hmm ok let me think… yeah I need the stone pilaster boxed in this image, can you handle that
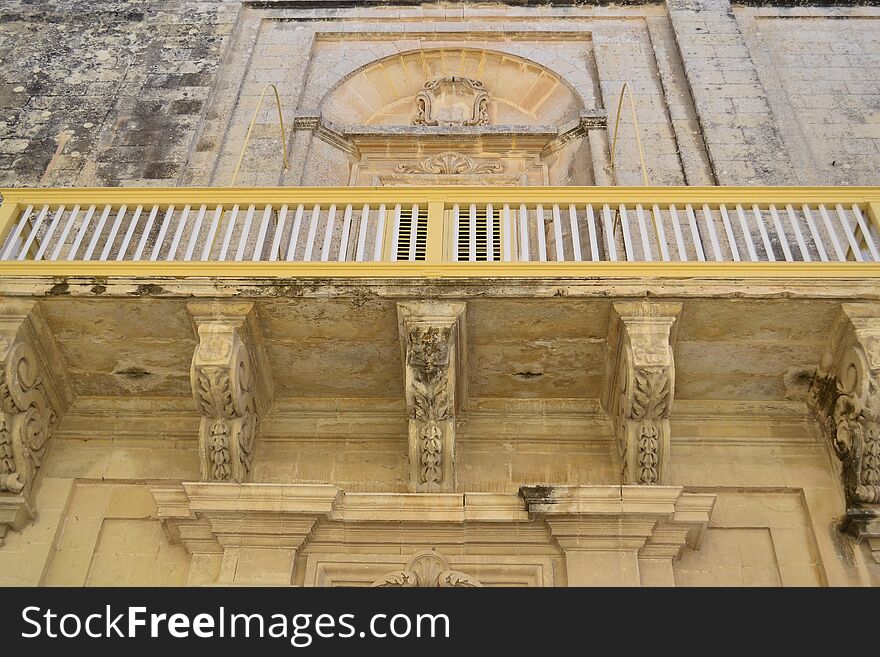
[188,302,272,483]
[520,485,714,587]
[602,301,681,485]
[397,301,466,493]
[809,304,880,560]
[0,300,71,544]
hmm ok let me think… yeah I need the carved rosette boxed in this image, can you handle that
[604,302,681,486]
[809,305,880,552]
[398,302,465,493]
[413,76,490,127]
[372,552,482,588]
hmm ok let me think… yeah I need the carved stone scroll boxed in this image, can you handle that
[372,552,482,587]
[0,300,71,545]
[398,302,466,493]
[414,76,490,126]
[809,304,880,557]
[395,152,503,176]
[188,302,271,483]
[602,302,681,486]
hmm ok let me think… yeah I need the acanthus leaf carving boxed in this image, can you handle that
[395,152,503,176]
[372,552,482,588]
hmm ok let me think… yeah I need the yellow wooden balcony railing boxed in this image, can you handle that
[1,186,880,278]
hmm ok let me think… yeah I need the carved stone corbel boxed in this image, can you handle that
[808,304,880,558]
[397,301,466,493]
[188,302,272,483]
[602,301,681,485]
[0,300,71,544]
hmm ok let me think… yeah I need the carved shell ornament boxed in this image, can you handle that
[372,552,482,587]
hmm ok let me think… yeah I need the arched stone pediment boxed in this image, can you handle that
[320,47,586,128]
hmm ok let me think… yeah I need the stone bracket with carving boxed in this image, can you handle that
[602,302,681,485]
[809,303,880,560]
[188,302,272,483]
[0,300,72,545]
[397,302,466,493]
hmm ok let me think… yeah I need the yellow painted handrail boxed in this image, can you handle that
[230,83,290,186]
[609,82,650,186]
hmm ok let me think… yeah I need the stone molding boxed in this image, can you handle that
[188,302,272,484]
[809,303,880,560]
[602,301,682,485]
[397,301,466,492]
[0,300,72,545]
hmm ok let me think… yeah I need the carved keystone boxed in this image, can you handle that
[0,300,71,545]
[809,303,880,559]
[397,301,466,493]
[188,302,272,483]
[602,301,681,485]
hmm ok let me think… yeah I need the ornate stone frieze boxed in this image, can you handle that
[809,304,880,556]
[601,301,681,485]
[188,302,272,483]
[395,151,503,176]
[414,76,490,127]
[372,552,482,587]
[398,302,466,492]
[0,300,71,545]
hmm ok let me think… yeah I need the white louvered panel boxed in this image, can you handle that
[100,205,129,261]
[717,205,740,262]
[635,204,652,262]
[0,205,35,260]
[451,204,460,262]
[817,204,846,261]
[586,205,599,262]
[354,205,369,262]
[751,204,776,262]
[285,204,305,261]
[83,205,114,261]
[800,205,827,262]
[115,205,144,261]
[850,205,880,262]
[16,204,51,260]
[321,204,337,262]
[619,205,634,262]
[519,204,530,262]
[218,205,240,262]
[469,204,477,262]
[552,204,564,261]
[783,204,810,262]
[373,204,386,262]
[234,205,256,262]
[304,204,321,262]
[165,204,192,262]
[569,204,582,262]
[132,205,159,261]
[602,204,618,262]
[149,205,176,261]
[408,204,419,262]
[486,204,494,262]
[768,205,794,262]
[35,205,67,261]
[536,205,547,262]
[701,205,723,262]
[269,205,288,262]
[734,204,758,262]
[68,205,99,261]
[685,204,706,262]
[252,205,273,261]
[668,205,688,261]
[502,204,513,262]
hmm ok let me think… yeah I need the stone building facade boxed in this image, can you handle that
[0,0,879,586]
